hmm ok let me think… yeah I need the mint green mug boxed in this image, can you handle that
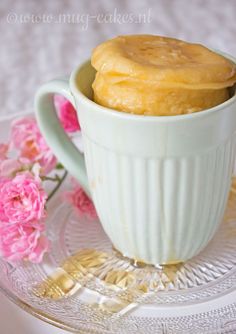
[35,57,236,265]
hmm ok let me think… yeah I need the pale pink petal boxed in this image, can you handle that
[0,143,8,160]
[28,235,50,263]
[0,158,22,177]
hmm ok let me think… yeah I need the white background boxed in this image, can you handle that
[0,0,236,333]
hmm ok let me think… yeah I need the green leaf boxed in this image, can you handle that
[55,162,65,170]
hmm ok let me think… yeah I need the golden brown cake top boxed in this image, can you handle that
[91,35,236,89]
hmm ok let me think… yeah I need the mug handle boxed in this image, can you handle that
[34,77,90,197]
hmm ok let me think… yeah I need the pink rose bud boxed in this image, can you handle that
[54,95,81,133]
[63,182,97,219]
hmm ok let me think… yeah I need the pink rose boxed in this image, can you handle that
[54,95,80,133]
[0,223,50,263]
[64,183,97,219]
[10,117,57,174]
[0,172,47,224]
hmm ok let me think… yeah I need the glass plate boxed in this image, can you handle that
[0,114,236,334]
[0,178,236,334]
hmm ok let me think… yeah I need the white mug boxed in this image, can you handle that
[35,54,236,265]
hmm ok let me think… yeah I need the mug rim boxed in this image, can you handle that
[70,50,236,123]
